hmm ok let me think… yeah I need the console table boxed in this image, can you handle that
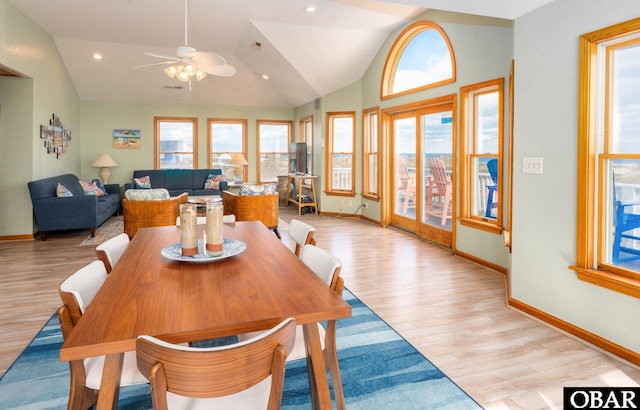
[286,173,318,216]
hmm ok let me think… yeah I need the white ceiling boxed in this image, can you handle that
[7,0,554,108]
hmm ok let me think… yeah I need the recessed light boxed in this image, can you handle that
[92,53,103,60]
[262,74,269,80]
[304,6,317,13]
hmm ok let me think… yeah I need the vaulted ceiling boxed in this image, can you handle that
[7,0,554,108]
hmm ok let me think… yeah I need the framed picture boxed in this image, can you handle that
[113,129,140,148]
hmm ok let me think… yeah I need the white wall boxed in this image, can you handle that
[0,0,81,237]
[512,0,640,352]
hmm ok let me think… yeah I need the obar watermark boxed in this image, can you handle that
[564,388,639,409]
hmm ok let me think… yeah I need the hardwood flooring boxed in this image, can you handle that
[1,207,639,409]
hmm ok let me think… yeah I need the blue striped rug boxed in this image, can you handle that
[0,290,481,409]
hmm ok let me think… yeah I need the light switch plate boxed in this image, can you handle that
[523,157,543,174]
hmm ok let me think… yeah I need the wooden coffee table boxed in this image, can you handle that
[187,195,222,214]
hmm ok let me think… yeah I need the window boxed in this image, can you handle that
[155,117,197,169]
[572,17,640,298]
[460,78,504,233]
[300,115,314,181]
[362,107,380,199]
[208,119,247,182]
[381,21,456,100]
[326,112,355,195]
[257,120,292,183]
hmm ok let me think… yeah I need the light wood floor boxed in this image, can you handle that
[1,207,639,409]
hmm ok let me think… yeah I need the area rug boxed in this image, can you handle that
[0,290,481,410]
[79,215,124,247]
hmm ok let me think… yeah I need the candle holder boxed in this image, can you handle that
[205,201,224,256]
[179,204,198,256]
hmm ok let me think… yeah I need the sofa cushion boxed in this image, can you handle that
[56,183,73,197]
[79,179,106,196]
[125,188,171,201]
[133,176,152,189]
[238,183,277,196]
[204,174,224,190]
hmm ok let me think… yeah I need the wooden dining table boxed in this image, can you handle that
[59,221,351,409]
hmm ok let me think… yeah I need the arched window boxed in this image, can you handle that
[381,21,456,99]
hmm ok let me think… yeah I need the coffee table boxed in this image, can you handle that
[187,194,222,214]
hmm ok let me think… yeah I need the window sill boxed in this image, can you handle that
[569,266,640,299]
[459,217,503,235]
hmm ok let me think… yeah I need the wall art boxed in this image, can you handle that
[40,113,71,159]
[113,129,140,148]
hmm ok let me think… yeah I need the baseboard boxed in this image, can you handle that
[321,211,362,219]
[509,297,640,367]
[0,233,35,241]
[454,249,508,275]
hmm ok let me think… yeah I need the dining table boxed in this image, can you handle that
[59,220,351,409]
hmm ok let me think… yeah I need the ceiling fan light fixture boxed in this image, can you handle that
[195,70,207,81]
[177,71,190,82]
[164,66,177,78]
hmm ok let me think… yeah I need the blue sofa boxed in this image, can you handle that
[27,174,121,240]
[123,169,228,196]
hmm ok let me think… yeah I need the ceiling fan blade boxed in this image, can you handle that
[143,51,181,61]
[203,63,237,77]
[193,52,236,77]
[133,61,176,69]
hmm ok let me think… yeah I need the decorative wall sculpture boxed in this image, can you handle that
[40,113,71,159]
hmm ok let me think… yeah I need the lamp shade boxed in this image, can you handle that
[91,153,118,168]
[228,153,248,166]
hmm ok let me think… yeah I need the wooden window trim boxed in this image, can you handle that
[325,111,356,195]
[380,21,456,100]
[571,17,640,298]
[459,78,504,234]
[256,120,293,184]
[207,118,248,180]
[154,116,198,169]
[362,107,380,201]
[299,115,314,186]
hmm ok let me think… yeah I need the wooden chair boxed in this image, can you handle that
[425,157,453,226]
[123,192,188,237]
[289,218,316,256]
[238,244,345,410]
[135,318,296,410]
[485,158,499,218]
[222,191,280,238]
[57,260,148,410]
[396,156,416,214]
[95,232,130,273]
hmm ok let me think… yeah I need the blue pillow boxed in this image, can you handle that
[133,176,151,189]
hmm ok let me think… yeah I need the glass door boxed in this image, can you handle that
[389,103,454,248]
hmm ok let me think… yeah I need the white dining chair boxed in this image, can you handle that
[136,318,296,410]
[57,260,148,410]
[175,214,236,226]
[95,232,130,273]
[288,218,316,256]
[238,244,345,410]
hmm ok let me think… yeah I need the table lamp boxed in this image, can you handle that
[91,153,118,184]
[228,153,248,183]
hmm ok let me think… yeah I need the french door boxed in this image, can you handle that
[389,100,454,248]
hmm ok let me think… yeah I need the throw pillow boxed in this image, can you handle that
[238,183,277,196]
[133,176,152,189]
[124,188,171,201]
[79,180,105,196]
[204,174,223,190]
[92,178,108,195]
[56,183,73,197]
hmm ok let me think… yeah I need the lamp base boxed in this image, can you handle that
[98,167,111,184]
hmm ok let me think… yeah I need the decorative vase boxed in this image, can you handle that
[205,201,224,256]
[179,204,198,256]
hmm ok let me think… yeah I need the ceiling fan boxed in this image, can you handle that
[134,0,236,87]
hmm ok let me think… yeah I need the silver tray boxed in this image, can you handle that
[161,239,246,262]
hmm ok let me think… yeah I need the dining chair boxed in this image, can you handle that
[425,157,453,226]
[238,244,345,410]
[135,317,297,410]
[396,156,416,214]
[175,214,236,225]
[95,232,130,273]
[288,218,316,256]
[57,260,148,410]
[485,158,498,218]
